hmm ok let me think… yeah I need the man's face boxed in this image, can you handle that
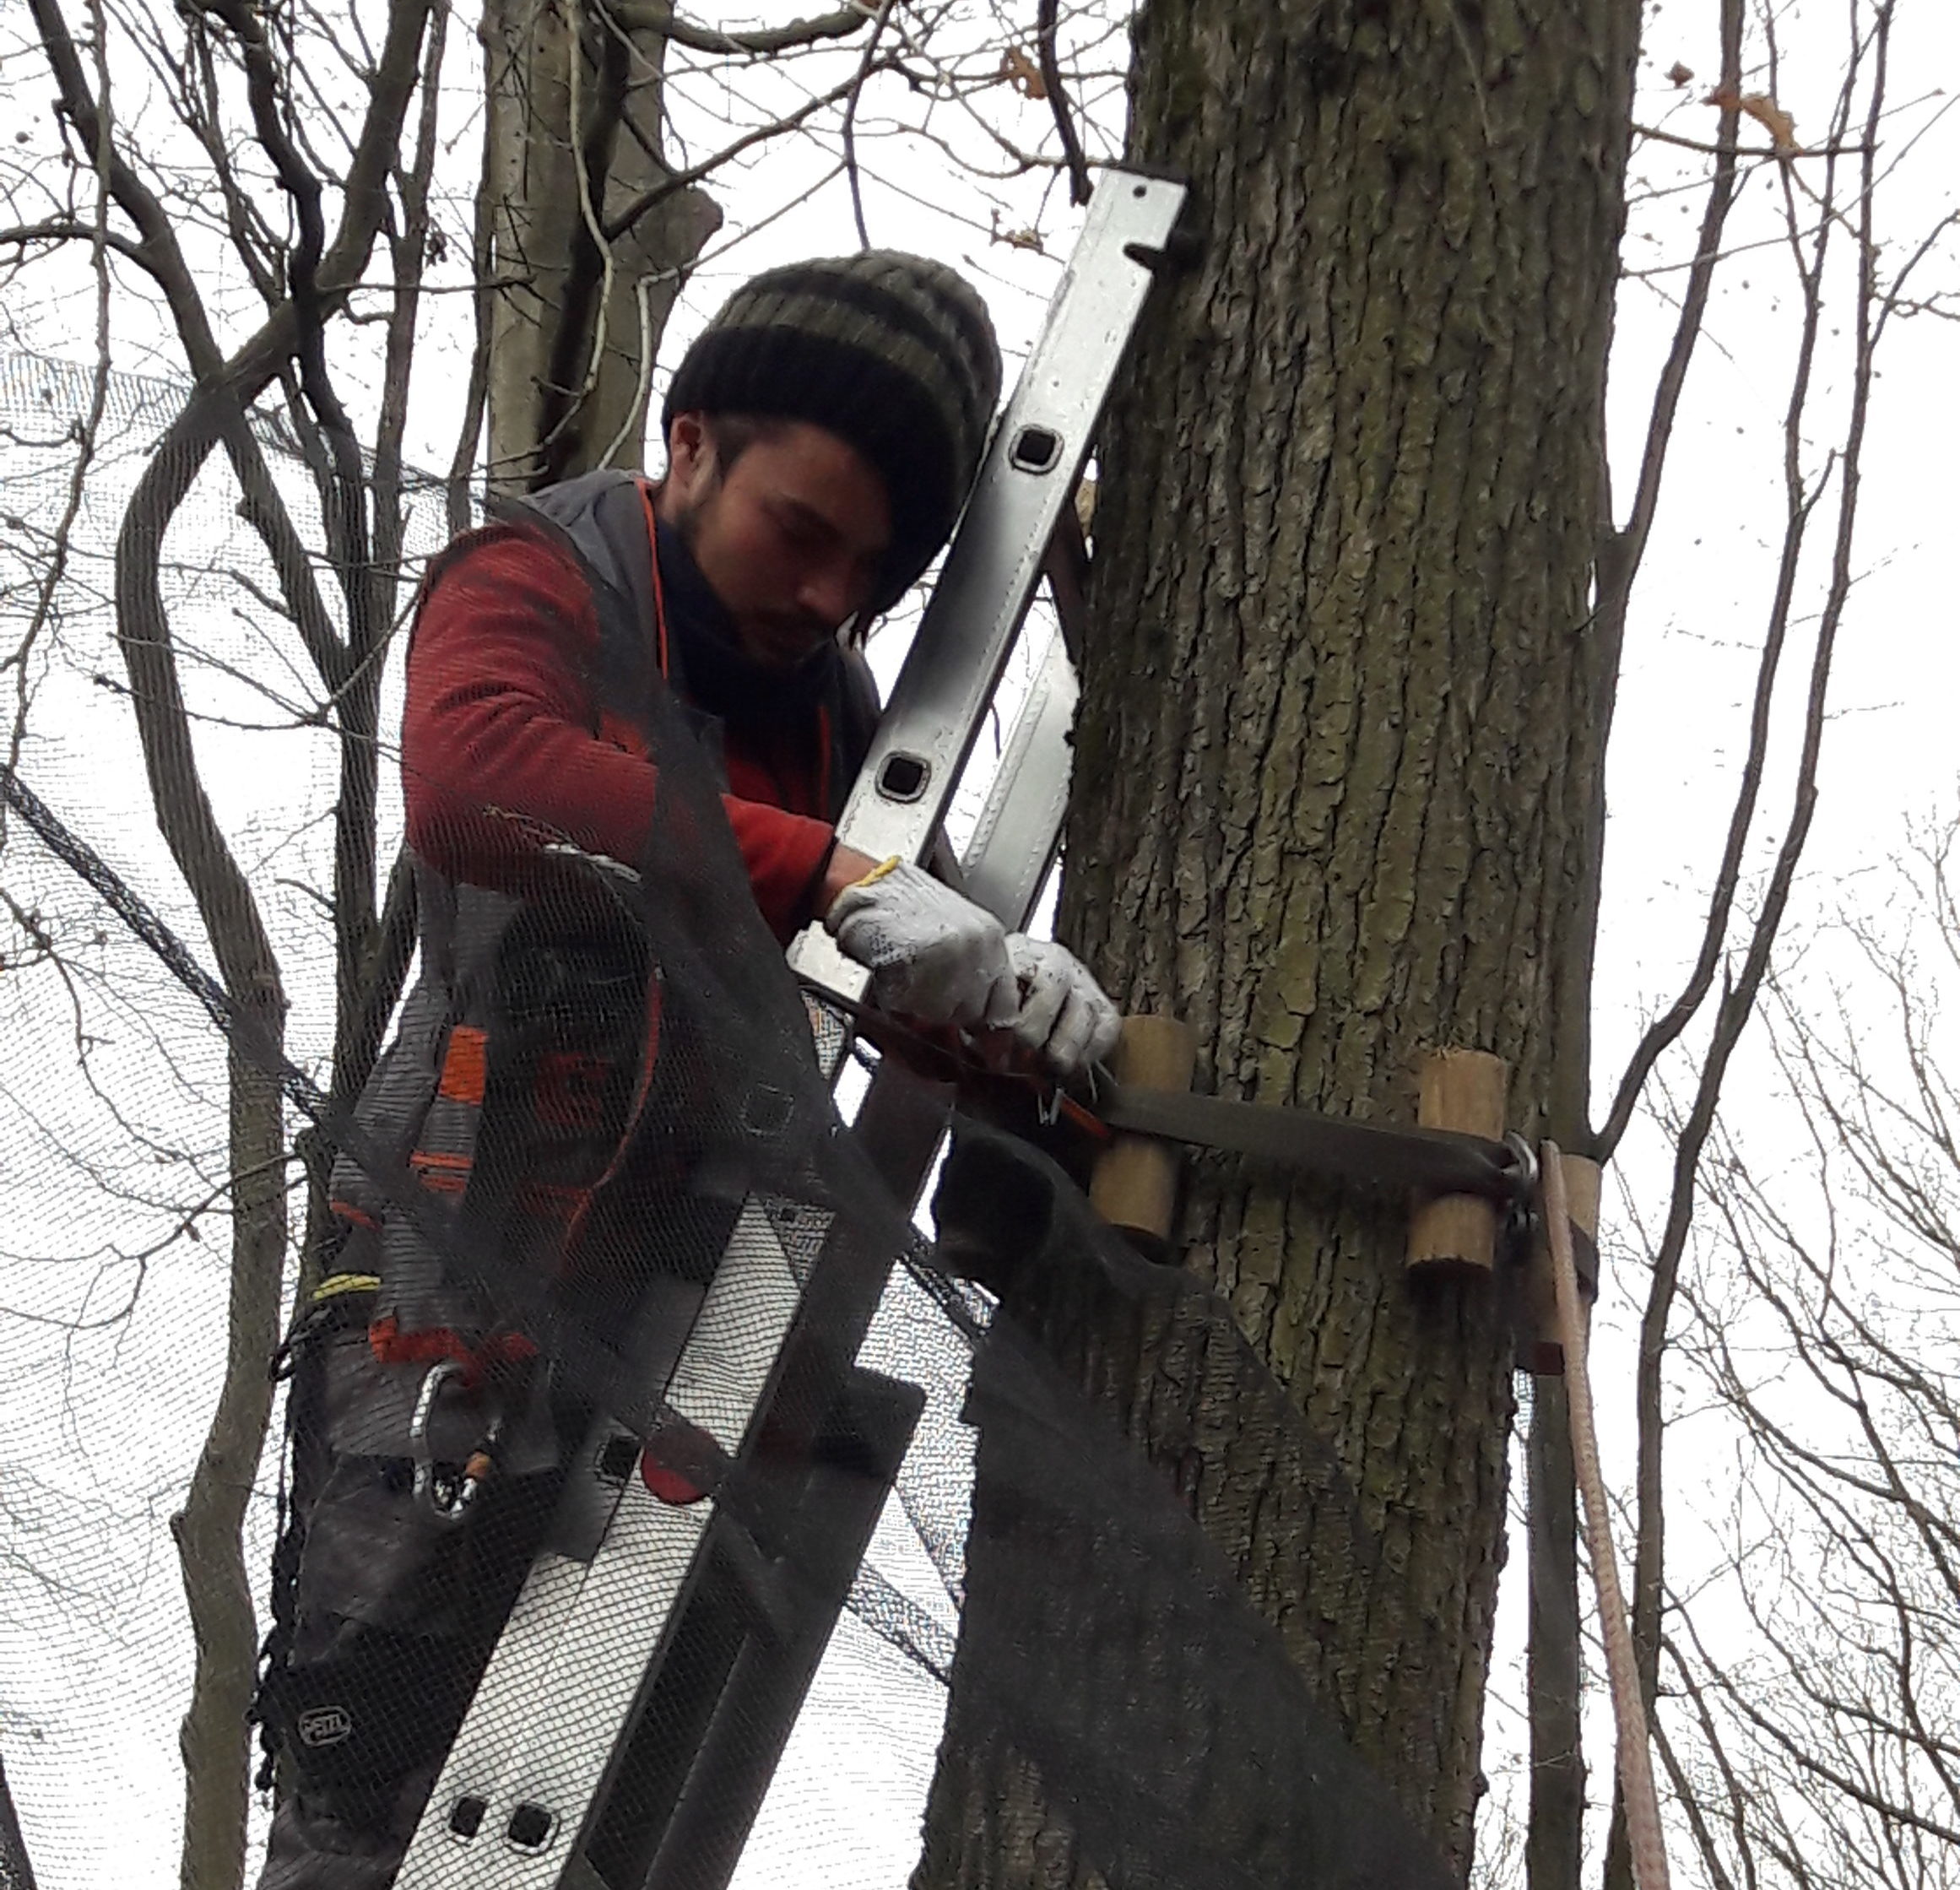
[658,414,893,670]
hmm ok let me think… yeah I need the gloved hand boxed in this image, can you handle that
[825,858,1019,1031]
[1003,934,1122,1079]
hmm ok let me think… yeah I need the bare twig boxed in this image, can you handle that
[841,0,900,248]
[3,0,116,791]
[1628,0,1892,1766]
[1034,0,1090,206]
[605,66,888,241]
[607,0,869,56]
[1634,122,1871,160]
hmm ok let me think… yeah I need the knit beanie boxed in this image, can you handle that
[663,253,1003,606]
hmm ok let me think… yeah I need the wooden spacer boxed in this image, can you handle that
[1406,1048,1510,1277]
[1089,1015,1198,1263]
[1519,1153,1601,1375]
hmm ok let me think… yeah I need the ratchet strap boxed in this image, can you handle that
[804,977,1530,1207]
[1094,1082,1525,1204]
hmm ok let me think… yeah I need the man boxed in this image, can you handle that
[256,252,1120,1887]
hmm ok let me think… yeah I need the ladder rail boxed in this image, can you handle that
[787,171,1187,1003]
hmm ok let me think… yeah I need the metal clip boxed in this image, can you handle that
[1502,1132,1540,1198]
[1501,1132,1540,1256]
[409,1359,501,1524]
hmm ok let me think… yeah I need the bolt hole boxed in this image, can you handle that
[878,753,929,803]
[1009,425,1063,474]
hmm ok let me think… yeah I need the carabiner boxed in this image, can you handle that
[409,1358,501,1524]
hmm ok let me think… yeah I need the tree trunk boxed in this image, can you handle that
[176,1040,287,1890]
[1527,1381,1585,1890]
[117,398,305,1890]
[482,0,720,490]
[921,0,1637,1878]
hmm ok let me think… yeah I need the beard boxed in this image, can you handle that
[671,492,837,665]
[663,491,836,674]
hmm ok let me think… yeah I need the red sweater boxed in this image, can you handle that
[403,524,840,941]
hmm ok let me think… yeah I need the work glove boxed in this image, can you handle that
[826,859,1020,1031]
[1003,934,1122,1080]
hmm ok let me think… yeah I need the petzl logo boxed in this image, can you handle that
[297,1706,353,1748]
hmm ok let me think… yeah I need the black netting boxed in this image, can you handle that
[3,598,1454,1887]
[5,704,1457,1887]
[918,1121,1452,1890]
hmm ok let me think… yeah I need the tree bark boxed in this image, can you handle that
[482,0,720,490]
[1527,1380,1585,1890]
[176,1041,286,1890]
[922,0,1637,1878]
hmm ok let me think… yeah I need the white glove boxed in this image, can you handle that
[825,859,1019,1030]
[1003,934,1122,1079]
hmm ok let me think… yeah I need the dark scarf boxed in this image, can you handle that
[654,519,843,734]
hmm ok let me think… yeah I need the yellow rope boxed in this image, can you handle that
[311,1272,380,1302]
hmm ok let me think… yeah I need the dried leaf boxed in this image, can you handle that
[988,208,1046,253]
[1740,91,1800,154]
[1074,477,1097,538]
[999,46,1046,100]
[1706,84,1800,154]
[1666,61,1694,87]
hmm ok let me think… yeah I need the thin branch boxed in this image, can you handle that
[841,0,900,248]
[1634,122,1871,160]
[1034,0,1090,207]
[607,0,869,56]
[1629,0,1892,1741]
[4,0,116,790]
[1595,0,1747,1162]
[0,219,153,266]
[604,65,888,242]
[447,35,495,535]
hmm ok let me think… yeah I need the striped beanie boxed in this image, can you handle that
[664,253,1002,605]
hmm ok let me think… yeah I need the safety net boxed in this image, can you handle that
[0,359,1458,1890]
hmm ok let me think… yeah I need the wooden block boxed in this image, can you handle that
[1089,1015,1199,1261]
[1519,1153,1602,1374]
[1406,1048,1510,1277]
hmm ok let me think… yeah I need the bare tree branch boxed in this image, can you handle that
[1034,0,1089,207]
[607,0,870,56]
[1595,0,1746,1164]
